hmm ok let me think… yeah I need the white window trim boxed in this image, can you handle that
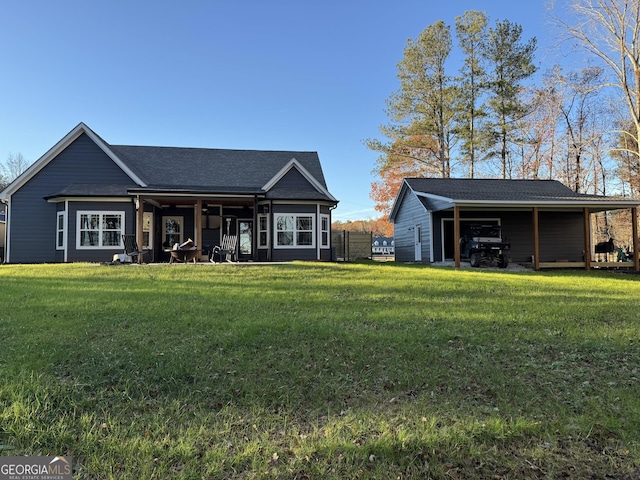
[76,211,125,250]
[320,214,330,248]
[274,214,315,249]
[56,211,66,251]
[258,214,270,249]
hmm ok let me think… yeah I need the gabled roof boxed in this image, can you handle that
[389,178,640,221]
[406,178,588,201]
[0,123,145,198]
[1,123,337,204]
[109,145,332,197]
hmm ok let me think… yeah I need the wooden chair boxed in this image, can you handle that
[210,234,238,263]
[122,234,151,263]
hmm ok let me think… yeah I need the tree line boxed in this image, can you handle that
[367,1,640,220]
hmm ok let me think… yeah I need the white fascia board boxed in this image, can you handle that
[388,180,412,222]
[262,158,337,202]
[452,199,640,209]
[1,122,146,198]
[81,124,147,187]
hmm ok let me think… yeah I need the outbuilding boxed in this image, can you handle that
[389,178,640,271]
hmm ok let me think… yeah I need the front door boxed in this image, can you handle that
[238,220,253,261]
[415,224,422,262]
[163,216,183,249]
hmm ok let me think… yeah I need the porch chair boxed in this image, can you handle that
[210,234,238,263]
[122,234,151,263]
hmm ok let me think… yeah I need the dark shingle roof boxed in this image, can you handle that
[44,184,133,199]
[405,178,595,202]
[109,145,329,193]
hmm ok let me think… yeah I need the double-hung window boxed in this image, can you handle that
[320,215,330,247]
[77,211,124,249]
[258,215,269,248]
[275,214,314,248]
[56,211,66,250]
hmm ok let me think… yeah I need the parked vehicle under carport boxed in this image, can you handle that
[460,224,511,268]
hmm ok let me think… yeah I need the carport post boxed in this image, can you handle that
[583,208,591,271]
[633,207,639,272]
[454,205,460,268]
[532,207,540,271]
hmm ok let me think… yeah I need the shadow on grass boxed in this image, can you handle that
[1,263,639,478]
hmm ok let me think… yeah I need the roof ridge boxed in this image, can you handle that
[111,144,318,154]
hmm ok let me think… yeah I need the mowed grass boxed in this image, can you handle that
[0,262,639,479]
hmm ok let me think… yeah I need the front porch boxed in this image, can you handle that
[132,194,333,264]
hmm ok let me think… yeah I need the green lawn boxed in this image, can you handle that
[0,262,639,479]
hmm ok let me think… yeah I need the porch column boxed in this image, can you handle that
[454,205,460,268]
[196,200,204,261]
[583,208,591,271]
[633,207,639,272]
[532,207,540,271]
[136,197,144,264]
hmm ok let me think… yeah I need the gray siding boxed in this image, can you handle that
[269,203,331,261]
[393,191,430,263]
[539,211,585,261]
[66,201,135,262]
[8,133,136,263]
[267,168,331,201]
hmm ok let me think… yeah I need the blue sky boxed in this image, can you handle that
[0,0,564,220]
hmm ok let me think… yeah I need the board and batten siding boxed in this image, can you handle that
[8,133,136,263]
[393,190,430,263]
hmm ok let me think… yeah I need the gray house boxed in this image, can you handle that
[0,123,338,263]
[389,178,640,271]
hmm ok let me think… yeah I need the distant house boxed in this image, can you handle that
[0,123,338,263]
[372,236,394,255]
[389,178,640,270]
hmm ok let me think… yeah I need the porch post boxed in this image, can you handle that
[532,207,540,271]
[583,208,591,271]
[454,205,460,268]
[136,196,144,264]
[633,207,639,272]
[254,195,259,262]
[196,200,204,261]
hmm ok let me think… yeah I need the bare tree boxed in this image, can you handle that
[0,153,29,190]
[561,0,640,178]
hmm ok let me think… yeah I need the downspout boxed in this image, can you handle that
[316,204,321,261]
[329,203,337,261]
[1,198,8,263]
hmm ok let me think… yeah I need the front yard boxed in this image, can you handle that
[0,262,638,478]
